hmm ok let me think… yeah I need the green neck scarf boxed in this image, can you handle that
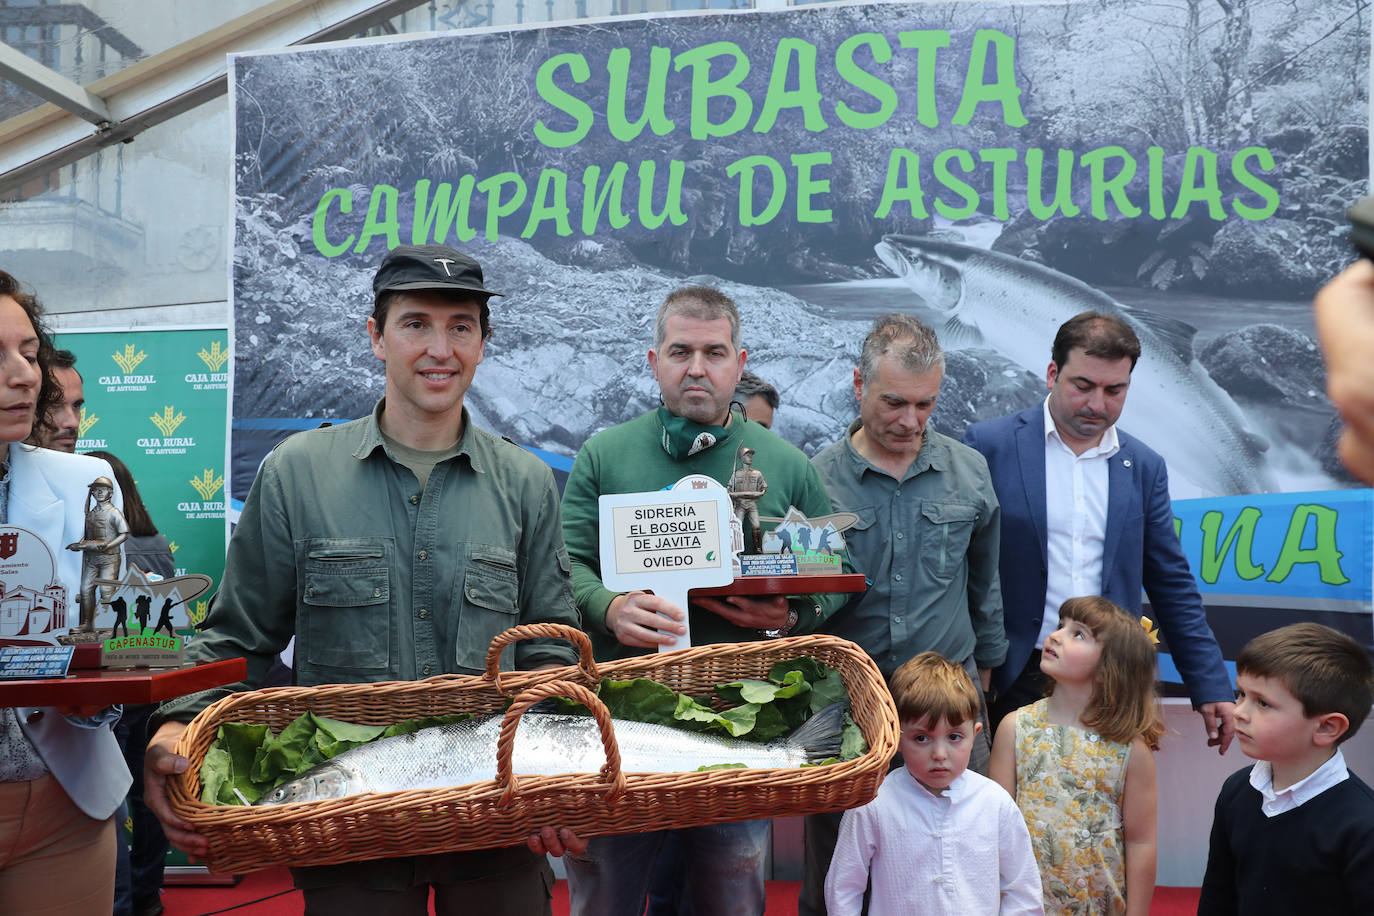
[657,406,731,460]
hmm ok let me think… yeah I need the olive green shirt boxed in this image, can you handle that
[159,400,580,724]
[812,423,1006,680]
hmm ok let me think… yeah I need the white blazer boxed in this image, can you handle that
[10,444,132,819]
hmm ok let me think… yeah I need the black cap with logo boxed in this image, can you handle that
[372,245,504,301]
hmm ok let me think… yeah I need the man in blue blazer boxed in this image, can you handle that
[963,311,1236,752]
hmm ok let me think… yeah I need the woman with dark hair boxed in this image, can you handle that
[0,269,130,913]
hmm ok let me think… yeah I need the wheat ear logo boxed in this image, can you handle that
[111,344,148,373]
[190,469,224,501]
[190,600,209,627]
[150,406,186,437]
[78,407,98,437]
[198,341,229,371]
[168,541,179,554]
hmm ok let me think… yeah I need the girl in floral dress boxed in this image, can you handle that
[989,597,1164,916]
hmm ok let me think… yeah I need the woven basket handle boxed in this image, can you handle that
[494,679,626,806]
[484,623,599,694]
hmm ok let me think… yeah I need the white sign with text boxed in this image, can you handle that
[599,475,736,651]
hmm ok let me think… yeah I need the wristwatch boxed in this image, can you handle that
[760,607,799,639]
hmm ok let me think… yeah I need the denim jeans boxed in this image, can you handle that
[565,820,770,916]
[646,830,691,916]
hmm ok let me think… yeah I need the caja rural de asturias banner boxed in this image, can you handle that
[228,1,1372,668]
[58,328,229,631]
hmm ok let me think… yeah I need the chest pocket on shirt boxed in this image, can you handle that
[453,546,519,671]
[301,538,392,671]
[919,502,978,582]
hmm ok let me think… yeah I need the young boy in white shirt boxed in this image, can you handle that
[1199,622,1374,915]
[825,652,1043,916]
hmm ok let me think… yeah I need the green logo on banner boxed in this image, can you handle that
[190,469,224,501]
[197,341,229,371]
[112,344,148,374]
[56,328,228,619]
[150,407,187,437]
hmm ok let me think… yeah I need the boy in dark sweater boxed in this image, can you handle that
[1198,623,1374,915]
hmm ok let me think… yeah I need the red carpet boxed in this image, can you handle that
[162,871,1202,914]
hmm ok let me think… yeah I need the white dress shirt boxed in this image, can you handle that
[1248,748,1349,817]
[826,767,1044,916]
[1039,397,1120,647]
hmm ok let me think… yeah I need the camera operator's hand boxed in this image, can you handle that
[1314,260,1374,483]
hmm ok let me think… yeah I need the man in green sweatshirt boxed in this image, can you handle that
[559,284,848,916]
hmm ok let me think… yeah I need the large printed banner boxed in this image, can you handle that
[1169,489,1372,678]
[230,2,1372,660]
[57,329,229,628]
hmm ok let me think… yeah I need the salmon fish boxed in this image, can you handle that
[256,701,848,805]
[875,234,1273,497]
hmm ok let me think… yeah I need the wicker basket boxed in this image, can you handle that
[167,624,898,874]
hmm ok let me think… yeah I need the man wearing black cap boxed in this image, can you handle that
[143,245,584,914]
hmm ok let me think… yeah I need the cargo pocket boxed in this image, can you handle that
[300,538,392,671]
[919,502,978,582]
[454,546,519,671]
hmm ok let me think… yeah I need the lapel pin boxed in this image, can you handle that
[1122,459,1132,468]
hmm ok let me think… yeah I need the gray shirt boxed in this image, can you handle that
[812,424,1006,679]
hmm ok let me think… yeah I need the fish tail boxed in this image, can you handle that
[787,701,848,763]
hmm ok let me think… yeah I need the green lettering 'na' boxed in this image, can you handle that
[1198,507,1265,584]
[1267,505,1350,585]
